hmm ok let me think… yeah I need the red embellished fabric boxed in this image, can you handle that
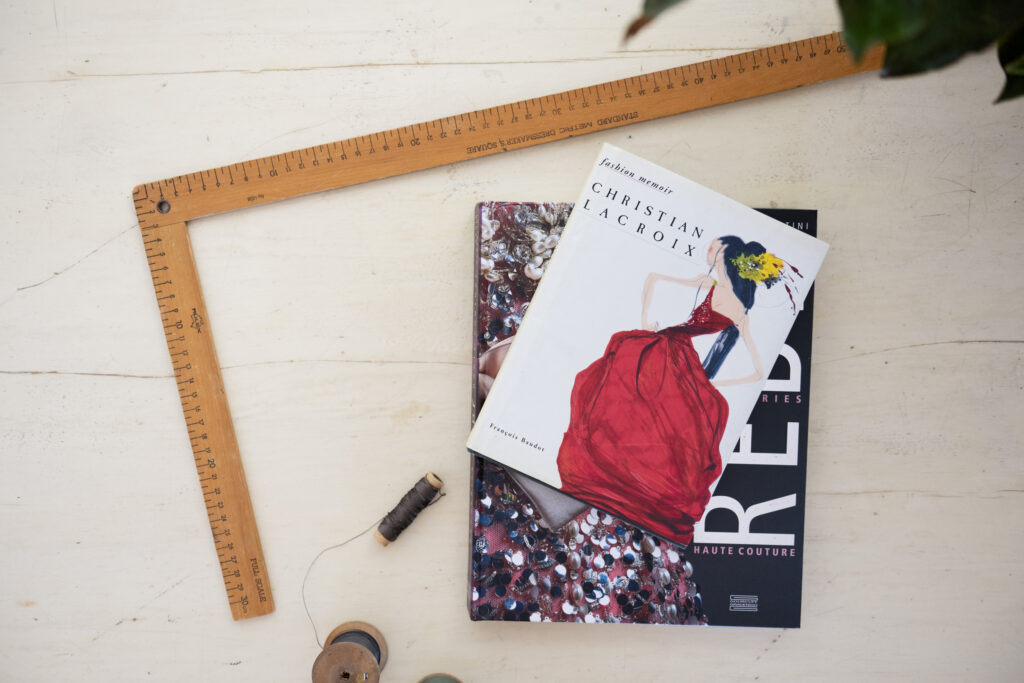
[556,287,732,546]
[472,202,707,625]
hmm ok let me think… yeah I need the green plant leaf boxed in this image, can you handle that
[996,24,1024,101]
[839,1,1024,76]
[998,23,1024,75]
[623,0,1024,102]
[995,73,1024,101]
[642,0,688,16]
[837,0,928,60]
[625,0,690,40]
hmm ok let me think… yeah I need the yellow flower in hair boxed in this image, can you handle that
[731,252,784,285]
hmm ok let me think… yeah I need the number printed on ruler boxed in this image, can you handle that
[141,217,274,621]
[134,33,880,226]
[134,32,881,621]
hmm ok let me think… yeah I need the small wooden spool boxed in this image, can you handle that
[311,621,389,683]
[373,472,444,546]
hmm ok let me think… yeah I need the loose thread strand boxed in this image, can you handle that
[301,474,446,648]
[302,520,378,648]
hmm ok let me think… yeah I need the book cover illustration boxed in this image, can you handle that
[467,145,827,549]
[471,202,706,625]
[687,207,814,628]
[469,203,814,627]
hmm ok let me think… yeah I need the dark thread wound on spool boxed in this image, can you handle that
[313,621,389,683]
[330,629,382,664]
[375,472,443,545]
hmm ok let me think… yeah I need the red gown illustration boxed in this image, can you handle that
[556,286,732,546]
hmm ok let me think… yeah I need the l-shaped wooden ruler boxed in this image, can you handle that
[133,32,883,620]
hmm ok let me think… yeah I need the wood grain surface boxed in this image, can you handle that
[143,220,273,620]
[1,1,1022,681]
[133,33,880,620]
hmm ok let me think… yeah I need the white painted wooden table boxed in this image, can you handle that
[2,1,1022,680]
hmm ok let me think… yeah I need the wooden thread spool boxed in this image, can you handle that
[312,621,389,683]
[373,472,444,546]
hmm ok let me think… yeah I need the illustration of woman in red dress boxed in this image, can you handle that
[556,236,790,547]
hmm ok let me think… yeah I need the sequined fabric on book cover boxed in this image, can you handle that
[469,200,813,627]
[470,202,704,625]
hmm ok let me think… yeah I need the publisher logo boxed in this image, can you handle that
[729,595,759,613]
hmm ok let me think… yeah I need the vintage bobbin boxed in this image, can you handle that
[312,621,389,683]
[373,472,444,546]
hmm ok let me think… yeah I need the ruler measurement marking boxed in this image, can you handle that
[141,220,273,621]
[132,33,881,621]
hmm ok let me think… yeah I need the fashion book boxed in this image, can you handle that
[470,202,815,626]
[466,145,827,548]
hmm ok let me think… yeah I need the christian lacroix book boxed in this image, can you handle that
[467,144,827,571]
[470,201,815,627]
